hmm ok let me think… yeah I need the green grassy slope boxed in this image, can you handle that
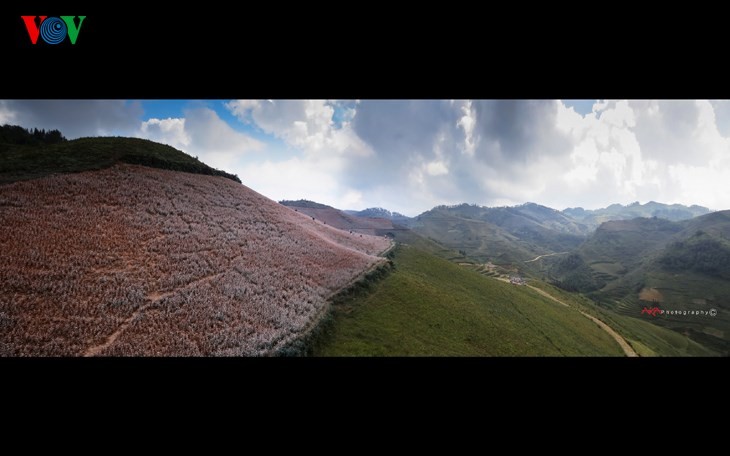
[314,244,625,356]
[527,281,718,356]
[0,136,240,184]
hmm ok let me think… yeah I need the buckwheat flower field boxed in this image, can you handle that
[0,164,390,356]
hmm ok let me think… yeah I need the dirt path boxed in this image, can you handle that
[379,240,396,257]
[82,301,157,357]
[495,277,638,357]
[524,252,569,263]
[83,271,224,357]
[577,311,638,357]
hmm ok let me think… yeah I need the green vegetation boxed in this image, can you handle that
[548,253,603,292]
[547,217,683,293]
[542,213,730,355]
[527,281,718,356]
[314,243,625,356]
[659,232,730,279]
[411,203,587,275]
[602,269,730,355]
[0,133,241,185]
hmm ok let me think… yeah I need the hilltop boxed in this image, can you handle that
[0,130,241,185]
[280,200,407,237]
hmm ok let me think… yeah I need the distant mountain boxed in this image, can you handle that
[410,202,590,269]
[281,200,408,236]
[548,217,683,293]
[563,201,710,229]
[345,207,412,225]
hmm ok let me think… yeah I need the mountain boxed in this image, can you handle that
[344,207,412,225]
[548,217,683,293]
[410,203,589,270]
[563,201,710,230]
[0,137,390,356]
[281,200,408,236]
[410,200,713,277]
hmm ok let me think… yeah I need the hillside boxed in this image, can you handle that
[410,203,587,272]
[548,217,683,293]
[546,212,730,355]
[280,200,407,236]
[314,242,627,356]
[313,235,716,356]
[0,144,390,355]
[563,201,710,230]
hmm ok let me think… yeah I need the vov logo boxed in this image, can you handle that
[21,16,86,45]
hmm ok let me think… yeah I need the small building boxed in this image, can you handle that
[509,276,526,286]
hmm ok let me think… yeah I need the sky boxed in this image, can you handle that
[2,99,730,217]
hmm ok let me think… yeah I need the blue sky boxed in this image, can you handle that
[2,99,730,215]
[562,100,596,116]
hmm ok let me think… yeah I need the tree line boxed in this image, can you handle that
[0,124,67,145]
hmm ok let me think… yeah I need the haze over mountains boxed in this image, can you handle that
[563,201,711,230]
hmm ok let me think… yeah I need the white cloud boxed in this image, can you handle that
[239,157,354,209]
[226,100,373,158]
[668,164,730,210]
[425,161,449,176]
[135,108,264,171]
[457,100,477,156]
[139,118,190,148]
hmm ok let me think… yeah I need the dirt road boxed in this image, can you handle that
[524,252,569,263]
[496,276,638,357]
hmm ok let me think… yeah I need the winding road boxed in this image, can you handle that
[495,276,638,357]
[524,252,569,263]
